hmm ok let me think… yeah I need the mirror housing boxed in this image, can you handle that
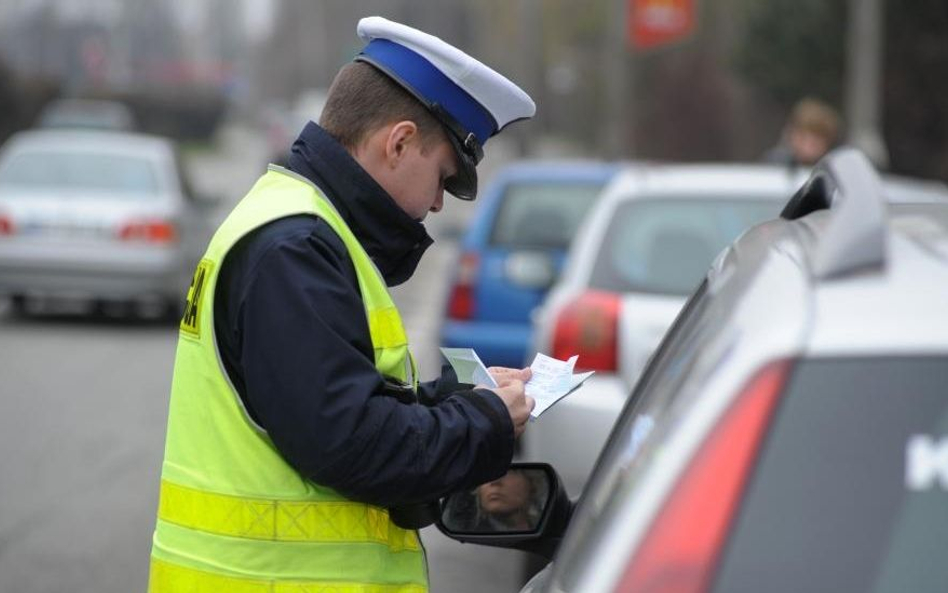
[436,462,573,560]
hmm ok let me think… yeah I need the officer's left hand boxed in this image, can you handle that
[487,366,531,385]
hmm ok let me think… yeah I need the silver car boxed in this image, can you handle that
[0,129,211,318]
[438,149,948,592]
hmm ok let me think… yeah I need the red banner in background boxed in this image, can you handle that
[629,0,696,50]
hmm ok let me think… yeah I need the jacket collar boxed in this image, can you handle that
[286,122,433,286]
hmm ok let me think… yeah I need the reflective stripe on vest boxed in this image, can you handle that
[150,167,426,591]
[150,559,427,593]
[157,479,420,549]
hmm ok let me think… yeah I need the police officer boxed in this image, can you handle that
[149,16,536,592]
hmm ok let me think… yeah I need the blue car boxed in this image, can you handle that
[440,161,621,368]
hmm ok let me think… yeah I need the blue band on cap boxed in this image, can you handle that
[358,38,497,146]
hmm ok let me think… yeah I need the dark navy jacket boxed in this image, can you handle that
[213,122,513,507]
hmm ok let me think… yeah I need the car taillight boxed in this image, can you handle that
[614,359,794,593]
[446,252,480,320]
[0,215,13,235]
[551,290,620,371]
[118,220,178,243]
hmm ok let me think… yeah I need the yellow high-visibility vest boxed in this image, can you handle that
[149,166,427,592]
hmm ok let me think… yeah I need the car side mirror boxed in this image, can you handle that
[505,251,557,290]
[437,462,573,561]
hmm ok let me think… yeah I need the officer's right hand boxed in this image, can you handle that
[484,373,535,438]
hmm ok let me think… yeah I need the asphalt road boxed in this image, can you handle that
[0,123,536,593]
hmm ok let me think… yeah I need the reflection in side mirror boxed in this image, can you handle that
[505,251,557,290]
[437,462,573,561]
[441,468,551,534]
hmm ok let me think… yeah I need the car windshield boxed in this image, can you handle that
[0,150,160,196]
[489,181,605,249]
[590,198,782,295]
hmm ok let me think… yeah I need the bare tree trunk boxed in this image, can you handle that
[845,0,889,168]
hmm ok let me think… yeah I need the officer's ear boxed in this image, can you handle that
[384,120,419,168]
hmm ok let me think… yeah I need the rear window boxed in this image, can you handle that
[714,357,948,593]
[0,150,160,196]
[590,198,781,295]
[489,181,604,249]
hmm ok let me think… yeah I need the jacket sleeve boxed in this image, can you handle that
[227,220,515,507]
[415,362,471,406]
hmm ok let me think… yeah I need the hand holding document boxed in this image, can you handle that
[524,353,594,418]
[440,348,593,420]
[438,347,498,388]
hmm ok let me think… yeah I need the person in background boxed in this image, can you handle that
[149,16,536,593]
[764,97,842,167]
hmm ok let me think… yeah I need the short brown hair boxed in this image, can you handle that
[789,98,841,143]
[319,61,445,152]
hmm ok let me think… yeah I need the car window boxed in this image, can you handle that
[590,198,781,295]
[713,356,948,593]
[489,181,604,249]
[0,150,160,196]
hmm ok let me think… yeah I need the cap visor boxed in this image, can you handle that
[444,132,478,200]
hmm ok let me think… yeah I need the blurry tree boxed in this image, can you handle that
[883,1,948,180]
[255,0,474,108]
[632,0,742,161]
[0,59,60,144]
[247,0,948,177]
[482,0,776,162]
[735,0,847,109]
[734,0,948,181]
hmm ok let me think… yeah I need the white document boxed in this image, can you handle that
[440,347,497,388]
[525,353,594,419]
[440,348,593,420]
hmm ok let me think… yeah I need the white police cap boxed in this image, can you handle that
[355,16,536,199]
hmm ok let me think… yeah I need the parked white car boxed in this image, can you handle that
[523,162,948,497]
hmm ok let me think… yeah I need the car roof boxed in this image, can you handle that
[604,163,809,199]
[487,159,626,185]
[804,204,948,353]
[1,129,174,160]
[38,98,137,128]
[711,150,948,357]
